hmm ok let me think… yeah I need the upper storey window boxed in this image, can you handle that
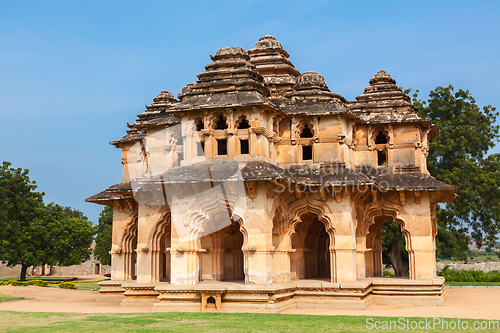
[300,126,314,138]
[374,130,389,166]
[237,116,250,129]
[214,114,228,130]
[375,131,388,144]
[300,125,314,160]
[195,117,204,131]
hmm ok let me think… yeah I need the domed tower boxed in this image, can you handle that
[350,70,437,171]
[247,35,300,98]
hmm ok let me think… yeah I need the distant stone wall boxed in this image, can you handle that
[0,264,23,279]
[437,261,500,272]
[0,257,110,279]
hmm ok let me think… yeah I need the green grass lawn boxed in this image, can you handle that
[0,295,24,302]
[45,282,100,291]
[0,311,498,333]
[445,281,500,286]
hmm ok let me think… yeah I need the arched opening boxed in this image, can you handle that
[375,131,388,144]
[198,215,244,283]
[159,231,171,282]
[214,114,228,130]
[237,116,250,129]
[300,125,314,138]
[195,117,204,131]
[365,216,409,277]
[300,125,314,161]
[375,131,388,166]
[150,216,172,283]
[124,236,137,281]
[222,223,244,281]
[290,212,331,280]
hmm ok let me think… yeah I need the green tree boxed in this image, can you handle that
[412,86,500,249]
[93,206,113,266]
[0,161,45,280]
[381,220,409,276]
[435,226,469,262]
[43,203,94,267]
[0,161,94,280]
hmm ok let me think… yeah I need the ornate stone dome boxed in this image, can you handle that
[153,90,177,104]
[294,72,329,90]
[247,35,300,97]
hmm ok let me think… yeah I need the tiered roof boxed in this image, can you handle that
[247,35,300,97]
[171,46,275,111]
[350,70,427,124]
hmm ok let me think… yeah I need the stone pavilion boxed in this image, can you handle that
[87,35,455,312]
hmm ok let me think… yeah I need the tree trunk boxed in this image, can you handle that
[388,231,409,277]
[20,263,28,281]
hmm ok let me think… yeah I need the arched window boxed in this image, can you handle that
[300,126,314,138]
[214,114,228,130]
[300,124,314,161]
[375,131,388,144]
[374,130,388,166]
[237,116,250,129]
[195,118,204,131]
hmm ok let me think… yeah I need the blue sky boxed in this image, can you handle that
[1,1,499,224]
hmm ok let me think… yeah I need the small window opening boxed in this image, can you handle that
[215,114,228,130]
[207,296,216,304]
[197,141,205,156]
[195,118,204,131]
[237,117,250,129]
[377,150,387,166]
[240,139,249,155]
[302,146,313,160]
[300,126,314,138]
[217,139,227,155]
[375,131,388,144]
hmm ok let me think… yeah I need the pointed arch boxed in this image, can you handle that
[286,196,336,238]
[356,195,415,279]
[184,190,248,248]
[149,209,172,282]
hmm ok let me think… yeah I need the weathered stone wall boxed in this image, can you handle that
[0,258,111,278]
[0,264,23,279]
[436,261,500,272]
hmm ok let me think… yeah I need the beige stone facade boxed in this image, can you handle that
[87,35,455,311]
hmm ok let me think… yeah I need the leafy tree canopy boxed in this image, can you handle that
[0,161,94,280]
[93,206,113,266]
[411,86,500,249]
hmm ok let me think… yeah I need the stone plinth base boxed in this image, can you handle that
[121,282,162,306]
[369,276,446,306]
[96,281,125,302]
[98,277,447,312]
[294,281,372,310]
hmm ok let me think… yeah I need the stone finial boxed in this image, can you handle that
[153,90,177,104]
[252,35,284,50]
[294,72,328,90]
[210,47,249,61]
[369,70,396,85]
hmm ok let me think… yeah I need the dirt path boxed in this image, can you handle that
[1,286,499,320]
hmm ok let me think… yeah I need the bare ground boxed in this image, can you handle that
[1,284,499,320]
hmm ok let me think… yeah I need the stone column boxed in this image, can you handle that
[333,236,357,283]
[242,182,273,285]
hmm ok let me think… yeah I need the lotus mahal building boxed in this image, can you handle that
[87,35,455,312]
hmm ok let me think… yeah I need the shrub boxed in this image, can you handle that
[383,269,396,277]
[437,268,500,282]
[57,282,77,289]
